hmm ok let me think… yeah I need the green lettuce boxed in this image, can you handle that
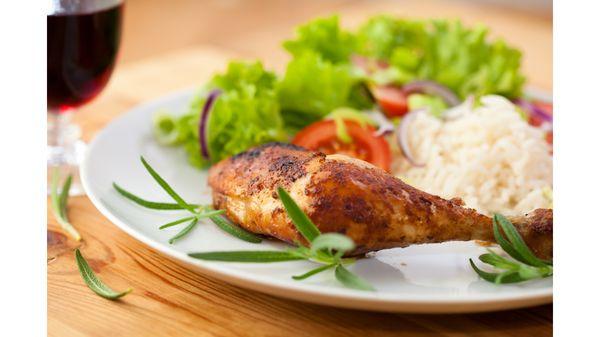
[155,61,287,168]
[283,15,356,64]
[356,15,427,61]
[357,16,525,98]
[279,16,374,130]
[277,52,367,130]
[284,15,525,99]
[155,15,528,170]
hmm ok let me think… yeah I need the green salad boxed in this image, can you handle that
[154,15,526,169]
[154,61,287,167]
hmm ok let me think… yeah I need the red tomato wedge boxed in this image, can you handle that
[292,120,392,171]
[370,85,409,117]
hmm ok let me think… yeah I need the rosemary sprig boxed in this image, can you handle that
[169,218,199,244]
[50,170,81,241]
[140,156,196,213]
[204,207,262,243]
[469,214,553,284]
[75,249,131,300]
[159,216,197,230]
[189,187,375,291]
[189,250,306,262]
[292,264,336,280]
[112,157,261,244]
[277,187,320,242]
[113,182,198,210]
[335,264,375,291]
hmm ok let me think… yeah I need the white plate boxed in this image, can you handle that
[81,88,552,313]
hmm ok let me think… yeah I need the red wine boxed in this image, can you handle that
[47,3,123,110]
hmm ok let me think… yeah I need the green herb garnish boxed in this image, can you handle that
[189,187,374,291]
[112,157,261,244]
[140,156,196,213]
[189,250,305,262]
[469,214,553,284]
[113,182,198,210]
[168,218,199,244]
[75,249,131,300]
[50,170,81,241]
[334,264,375,291]
[204,207,262,243]
[277,187,321,243]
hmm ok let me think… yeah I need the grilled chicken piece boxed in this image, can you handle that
[208,142,553,260]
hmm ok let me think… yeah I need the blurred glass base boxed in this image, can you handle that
[47,114,87,196]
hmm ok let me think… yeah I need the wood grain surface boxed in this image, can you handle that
[48,1,553,336]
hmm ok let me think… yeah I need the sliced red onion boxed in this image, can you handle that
[403,80,460,107]
[396,108,427,167]
[514,98,553,124]
[367,110,395,137]
[199,89,222,161]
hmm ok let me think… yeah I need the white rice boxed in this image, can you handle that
[391,95,552,216]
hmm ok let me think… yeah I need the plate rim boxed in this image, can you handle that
[80,87,553,313]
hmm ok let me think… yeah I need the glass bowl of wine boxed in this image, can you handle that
[47,0,124,195]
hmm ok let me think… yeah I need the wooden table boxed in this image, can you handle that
[48,1,552,336]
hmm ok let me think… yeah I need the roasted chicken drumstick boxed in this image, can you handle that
[208,143,553,260]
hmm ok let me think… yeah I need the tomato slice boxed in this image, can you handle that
[292,120,392,171]
[370,85,409,117]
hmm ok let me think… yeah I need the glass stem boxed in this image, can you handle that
[48,110,71,154]
[47,109,86,195]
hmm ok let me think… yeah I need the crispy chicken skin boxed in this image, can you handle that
[208,142,553,260]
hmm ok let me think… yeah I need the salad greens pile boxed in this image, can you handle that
[154,61,287,168]
[278,52,367,130]
[283,15,356,64]
[287,15,525,99]
[154,14,526,168]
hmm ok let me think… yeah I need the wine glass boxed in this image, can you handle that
[47,0,124,195]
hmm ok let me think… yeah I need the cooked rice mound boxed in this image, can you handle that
[391,95,552,216]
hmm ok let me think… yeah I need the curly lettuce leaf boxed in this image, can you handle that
[156,61,287,168]
[356,16,525,98]
[356,15,427,61]
[277,52,367,130]
[283,15,356,64]
[279,16,374,129]
[155,16,528,170]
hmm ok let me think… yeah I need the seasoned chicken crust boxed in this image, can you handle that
[208,142,552,260]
